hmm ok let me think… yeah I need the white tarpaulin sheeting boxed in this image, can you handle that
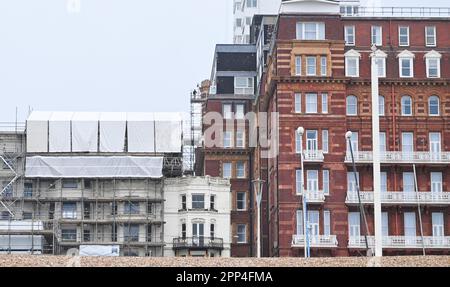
[26,111,183,154]
[154,113,182,153]
[127,113,155,153]
[25,156,163,178]
[26,111,52,153]
[72,112,99,152]
[79,245,120,257]
[99,112,126,152]
[49,112,73,152]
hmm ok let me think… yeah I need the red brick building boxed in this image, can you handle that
[258,0,450,257]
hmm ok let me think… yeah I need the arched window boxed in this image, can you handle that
[429,96,440,116]
[401,96,412,116]
[346,95,358,116]
[379,96,385,116]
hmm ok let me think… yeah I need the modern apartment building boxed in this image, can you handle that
[164,176,231,257]
[257,0,450,256]
[233,0,281,44]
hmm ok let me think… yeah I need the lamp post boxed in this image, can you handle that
[370,44,383,257]
[252,178,265,258]
[296,127,309,258]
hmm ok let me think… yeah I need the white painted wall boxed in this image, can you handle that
[163,176,231,257]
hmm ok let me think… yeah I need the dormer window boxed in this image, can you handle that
[397,50,415,78]
[296,22,325,40]
[345,50,361,77]
[371,49,387,78]
[424,50,441,78]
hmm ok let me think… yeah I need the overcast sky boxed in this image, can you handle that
[0,0,448,122]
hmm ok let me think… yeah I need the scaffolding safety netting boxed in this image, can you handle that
[25,156,164,178]
[25,111,183,154]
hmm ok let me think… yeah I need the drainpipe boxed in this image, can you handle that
[249,147,254,257]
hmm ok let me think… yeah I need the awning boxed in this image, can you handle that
[25,156,163,178]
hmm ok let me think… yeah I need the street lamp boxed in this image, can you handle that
[296,127,309,258]
[370,44,383,257]
[252,178,265,258]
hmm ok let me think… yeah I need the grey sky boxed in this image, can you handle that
[0,0,448,123]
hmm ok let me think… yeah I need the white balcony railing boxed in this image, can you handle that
[345,151,450,164]
[348,236,450,249]
[341,6,450,18]
[303,150,324,162]
[299,190,326,203]
[346,191,450,205]
[292,235,338,248]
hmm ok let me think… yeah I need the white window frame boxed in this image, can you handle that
[401,96,413,116]
[404,212,416,237]
[322,130,329,153]
[371,26,382,46]
[305,93,318,114]
[398,26,410,46]
[295,56,302,76]
[323,170,329,195]
[236,192,247,211]
[295,130,302,154]
[345,57,359,77]
[402,172,415,193]
[234,77,254,95]
[223,104,232,119]
[426,57,440,78]
[306,170,319,192]
[306,130,318,152]
[402,132,414,154]
[223,162,232,179]
[399,57,414,78]
[324,210,331,236]
[296,169,303,195]
[296,210,303,235]
[381,172,388,192]
[346,95,358,116]
[235,104,245,119]
[344,25,355,46]
[428,96,440,116]
[236,224,247,243]
[382,212,389,236]
[321,93,328,114]
[375,57,386,78]
[296,22,325,40]
[431,172,443,193]
[295,93,302,113]
[347,171,360,193]
[236,130,245,148]
[425,26,436,47]
[306,56,317,76]
[379,95,385,116]
[236,161,245,178]
[320,56,327,76]
[379,132,386,152]
[432,212,444,237]
[223,131,233,148]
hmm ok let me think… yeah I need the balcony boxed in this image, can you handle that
[299,190,326,204]
[172,237,224,250]
[303,150,324,162]
[345,151,450,165]
[346,191,450,205]
[292,235,338,248]
[348,236,450,249]
[340,6,450,18]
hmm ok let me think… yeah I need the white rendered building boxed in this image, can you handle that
[164,176,231,257]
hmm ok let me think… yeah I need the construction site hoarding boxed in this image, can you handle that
[26,111,52,153]
[71,112,100,152]
[25,156,164,178]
